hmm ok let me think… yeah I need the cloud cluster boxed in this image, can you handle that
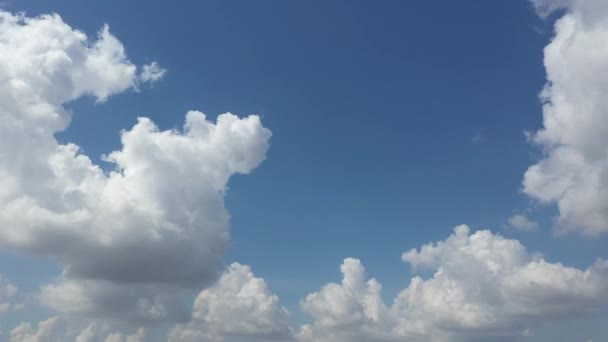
[524,0,608,234]
[299,226,608,341]
[0,9,270,323]
[169,263,293,341]
[9,317,145,342]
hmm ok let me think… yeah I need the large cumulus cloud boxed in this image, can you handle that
[524,0,608,234]
[299,226,608,341]
[0,10,270,322]
[169,263,293,341]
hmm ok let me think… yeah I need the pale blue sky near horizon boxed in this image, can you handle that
[1,1,607,340]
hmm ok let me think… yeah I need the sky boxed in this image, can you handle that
[0,0,608,341]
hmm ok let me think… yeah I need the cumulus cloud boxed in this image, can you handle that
[169,263,293,342]
[0,9,270,322]
[299,258,396,342]
[507,214,539,231]
[9,317,144,342]
[299,225,608,341]
[9,317,65,342]
[523,0,608,234]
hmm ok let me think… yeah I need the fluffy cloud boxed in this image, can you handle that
[523,0,608,234]
[298,258,396,342]
[9,317,65,342]
[300,225,608,341]
[9,317,144,342]
[0,9,270,322]
[169,263,293,342]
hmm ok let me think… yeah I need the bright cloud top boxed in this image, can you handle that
[524,0,608,234]
[169,263,293,341]
[9,317,145,342]
[299,226,608,341]
[0,10,271,322]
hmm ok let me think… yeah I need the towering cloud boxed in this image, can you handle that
[169,263,293,341]
[524,0,608,234]
[0,10,271,322]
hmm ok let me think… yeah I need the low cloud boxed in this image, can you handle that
[299,225,608,341]
[9,317,145,342]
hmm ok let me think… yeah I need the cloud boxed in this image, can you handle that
[9,317,65,342]
[169,263,293,342]
[507,214,539,231]
[471,128,485,144]
[0,275,22,314]
[523,0,608,235]
[9,317,144,342]
[298,258,397,342]
[139,62,166,84]
[0,9,270,323]
[299,225,608,341]
[75,323,145,342]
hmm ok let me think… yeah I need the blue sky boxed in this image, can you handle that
[1,1,608,341]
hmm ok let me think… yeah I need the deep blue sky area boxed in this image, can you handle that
[3,1,608,339]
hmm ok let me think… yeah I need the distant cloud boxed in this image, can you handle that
[0,275,20,314]
[298,225,608,341]
[472,128,485,143]
[8,317,145,342]
[139,62,167,84]
[523,0,608,235]
[508,214,539,231]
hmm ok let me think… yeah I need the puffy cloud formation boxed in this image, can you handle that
[524,0,608,234]
[298,258,395,342]
[169,263,293,342]
[507,214,539,231]
[9,317,65,342]
[9,317,144,342]
[0,9,270,322]
[300,226,608,341]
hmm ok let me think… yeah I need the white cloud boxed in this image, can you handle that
[507,214,539,231]
[169,263,293,342]
[524,0,608,235]
[299,225,608,341]
[0,9,271,322]
[9,317,65,342]
[9,318,144,342]
[298,258,396,342]
[139,61,166,84]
